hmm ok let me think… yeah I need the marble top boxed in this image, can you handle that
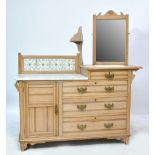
[16,74,88,81]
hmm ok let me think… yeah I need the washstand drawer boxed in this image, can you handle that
[63,114,127,122]
[63,101,127,112]
[29,87,54,95]
[63,96,128,104]
[63,85,127,93]
[63,120,126,132]
[63,85,128,97]
[63,109,127,117]
[63,80,128,87]
[27,81,55,105]
[28,95,54,104]
[90,71,128,80]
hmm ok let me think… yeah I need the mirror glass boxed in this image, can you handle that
[96,19,126,62]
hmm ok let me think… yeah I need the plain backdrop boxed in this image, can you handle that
[6,0,149,116]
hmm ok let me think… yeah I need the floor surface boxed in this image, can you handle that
[6,103,149,155]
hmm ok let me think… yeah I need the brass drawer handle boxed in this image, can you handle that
[104,123,114,129]
[104,103,114,110]
[77,124,87,130]
[105,86,114,93]
[105,72,114,80]
[77,105,87,111]
[77,88,87,94]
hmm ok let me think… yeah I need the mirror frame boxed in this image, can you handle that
[93,10,129,65]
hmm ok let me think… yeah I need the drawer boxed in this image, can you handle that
[63,101,127,112]
[29,87,54,95]
[63,85,127,94]
[63,97,127,104]
[90,71,128,80]
[63,85,128,98]
[63,115,127,122]
[29,95,54,104]
[63,80,127,87]
[63,109,127,117]
[63,120,126,132]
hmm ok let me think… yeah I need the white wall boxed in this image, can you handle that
[6,0,149,115]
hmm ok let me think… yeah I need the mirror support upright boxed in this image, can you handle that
[70,26,83,66]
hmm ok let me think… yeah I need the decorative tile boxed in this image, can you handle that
[24,58,76,71]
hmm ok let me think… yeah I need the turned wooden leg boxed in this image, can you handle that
[122,137,129,144]
[20,142,27,151]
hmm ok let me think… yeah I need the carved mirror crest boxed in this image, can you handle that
[93,10,129,65]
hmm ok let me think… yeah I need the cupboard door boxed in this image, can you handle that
[26,81,57,137]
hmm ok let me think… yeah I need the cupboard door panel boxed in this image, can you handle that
[28,107,55,136]
[35,107,47,132]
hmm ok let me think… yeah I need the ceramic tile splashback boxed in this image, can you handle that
[24,58,76,71]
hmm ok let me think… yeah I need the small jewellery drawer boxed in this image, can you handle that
[90,71,128,80]
[63,120,126,132]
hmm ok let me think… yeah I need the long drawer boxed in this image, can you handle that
[64,102,126,111]
[63,97,127,103]
[63,97,127,116]
[63,80,128,98]
[63,119,126,133]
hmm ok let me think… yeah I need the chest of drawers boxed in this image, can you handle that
[15,54,141,151]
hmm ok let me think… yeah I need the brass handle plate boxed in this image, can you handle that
[77,88,87,94]
[104,123,114,129]
[105,86,114,93]
[77,124,87,130]
[105,72,114,80]
[77,105,87,111]
[104,103,114,110]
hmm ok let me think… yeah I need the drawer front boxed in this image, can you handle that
[63,102,127,112]
[63,97,127,116]
[63,80,127,87]
[63,85,127,94]
[63,120,126,132]
[63,96,127,103]
[63,86,127,98]
[63,109,127,117]
[63,81,128,98]
[90,71,128,80]
[29,95,54,104]
[27,82,55,105]
[63,115,127,122]
[29,87,54,95]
